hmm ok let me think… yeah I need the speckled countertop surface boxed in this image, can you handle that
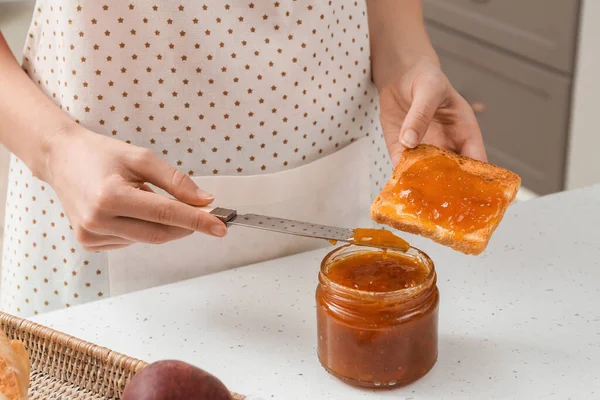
[32,186,600,399]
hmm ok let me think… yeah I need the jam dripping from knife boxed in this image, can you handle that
[329,228,410,252]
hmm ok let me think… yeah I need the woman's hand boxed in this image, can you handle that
[379,59,487,165]
[45,126,227,251]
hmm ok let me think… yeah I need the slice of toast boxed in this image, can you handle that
[371,145,520,255]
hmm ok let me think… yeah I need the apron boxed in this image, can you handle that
[0,0,393,317]
[108,137,373,295]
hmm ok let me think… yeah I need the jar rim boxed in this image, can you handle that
[319,244,436,300]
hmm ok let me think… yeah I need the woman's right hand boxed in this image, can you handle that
[43,126,227,251]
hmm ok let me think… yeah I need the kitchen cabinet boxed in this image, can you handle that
[423,0,582,195]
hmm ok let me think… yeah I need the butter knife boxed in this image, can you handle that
[199,206,410,251]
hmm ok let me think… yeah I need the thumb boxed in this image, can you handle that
[132,150,214,206]
[399,79,444,149]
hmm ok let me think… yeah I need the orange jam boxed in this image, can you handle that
[316,245,439,388]
[389,155,507,237]
[348,228,410,252]
[326,251,427,292]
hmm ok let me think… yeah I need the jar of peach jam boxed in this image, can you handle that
[316,245,439,388]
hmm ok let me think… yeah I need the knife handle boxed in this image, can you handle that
[197,206,238,224]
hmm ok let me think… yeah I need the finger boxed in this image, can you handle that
[387,140,404,167]
[461,139,488,162]
[75,228,135,247]
[139,183,155,193]
[95,217,196,244]
[88,244,132,252]
[379,89,405,166]
[399,76,446,149]
[452,97,488,162]
[381,127,404,167]
[130,150,214,206]
[112,187,227,237]
[382,127,404,166]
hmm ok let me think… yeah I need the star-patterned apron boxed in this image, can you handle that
[1,0,392,317]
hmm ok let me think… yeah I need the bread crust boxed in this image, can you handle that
[371,145,521,255]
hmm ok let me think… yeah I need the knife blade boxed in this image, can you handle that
[207,207,354,242]
[200,206,410,251]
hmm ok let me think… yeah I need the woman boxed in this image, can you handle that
[0,0,485,317]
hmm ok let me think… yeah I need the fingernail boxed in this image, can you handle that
[210,224,227,237]
[400,129,418,148]
[197,188,214,200]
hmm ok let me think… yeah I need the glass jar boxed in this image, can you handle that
[316,245,439,388]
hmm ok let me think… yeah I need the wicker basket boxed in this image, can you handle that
[0,312,245,399]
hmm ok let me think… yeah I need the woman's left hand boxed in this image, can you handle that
[379,59,487,165]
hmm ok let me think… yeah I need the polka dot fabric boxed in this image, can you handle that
[1,0,391,317]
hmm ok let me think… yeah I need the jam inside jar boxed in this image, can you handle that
[316,245,439,388]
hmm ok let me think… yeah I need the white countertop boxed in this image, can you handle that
[31,186,600,399]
